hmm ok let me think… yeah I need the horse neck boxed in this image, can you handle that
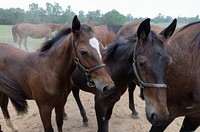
[106,43,134,85]
[45,36,76,78]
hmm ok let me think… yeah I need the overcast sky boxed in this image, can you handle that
[0,0,199,18]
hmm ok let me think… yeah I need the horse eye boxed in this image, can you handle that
[138,61,145,69]
[79,51,88,56]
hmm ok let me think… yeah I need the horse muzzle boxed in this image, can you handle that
[145,102,169,125]
[93,79,115,96]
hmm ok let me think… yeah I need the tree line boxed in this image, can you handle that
[0,2,199,25]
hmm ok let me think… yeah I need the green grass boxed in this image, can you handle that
[0,25,45,51]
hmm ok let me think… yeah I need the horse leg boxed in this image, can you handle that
[128,81,139,119]
[18,38,22,49]
[0,92,18,132]
[149,118,174,132]
[37,104,54,132]
[62,108,68,120]
[95,95,116,132]
[55,95,68,132]
[23,37,28,51]
[180,116,200,131]
[72,85,88,126]
[95,101,108,132]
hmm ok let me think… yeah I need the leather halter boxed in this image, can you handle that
[132,41,167,89]
[72,42,106,87]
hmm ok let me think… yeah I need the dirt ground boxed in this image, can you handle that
[0,87,199,132]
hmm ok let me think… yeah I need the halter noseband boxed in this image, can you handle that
[72,42,106,87]
[132,42,167,89]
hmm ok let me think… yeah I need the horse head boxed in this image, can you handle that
[71,16,115,96]
[134,18,177,125]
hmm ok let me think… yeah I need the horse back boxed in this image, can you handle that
[13,23,52,39]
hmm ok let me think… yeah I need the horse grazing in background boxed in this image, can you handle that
[148,21,200,131]
[12,23,61,51]
[69,18,177,131]
[0,15,114,132]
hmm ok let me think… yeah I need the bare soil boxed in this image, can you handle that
[1,87,199,132]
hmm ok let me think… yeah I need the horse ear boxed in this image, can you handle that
[137,18,151,41]
[72,15,81,35]
[88,16,95,27]
[159,19,177,39]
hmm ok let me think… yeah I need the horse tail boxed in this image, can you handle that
[0,73,28,114]
[12,25,19,43]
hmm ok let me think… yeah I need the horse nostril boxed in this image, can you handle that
[103,86,109,92]
[150,113,158,122]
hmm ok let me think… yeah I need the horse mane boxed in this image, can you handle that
[39,28,72,52]
[81,23,94,34]
[103,42,119,61]
[103,30,163,62]
[107,24,123,34]
[38,24,93,54]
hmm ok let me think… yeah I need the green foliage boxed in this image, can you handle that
[0,2,199,25]
[101,9,126,25]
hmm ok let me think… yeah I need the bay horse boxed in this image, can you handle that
[148,21,200,131]
[0,15,114,132]
[69,18,177,131]
[12,23,61,51]
[64,16,124,122]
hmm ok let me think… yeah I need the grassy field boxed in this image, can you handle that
[0,25,45,51]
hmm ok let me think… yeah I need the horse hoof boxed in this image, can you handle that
[131,113,140,119]
[83,121,88,126]
[63,113,68,120]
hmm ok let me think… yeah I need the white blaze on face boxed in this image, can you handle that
[89,37,102,59]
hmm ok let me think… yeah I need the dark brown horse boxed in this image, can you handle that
[0,15,114,132]
[69,18,177,131]
[147,21,200,131]
[12,23,62,51]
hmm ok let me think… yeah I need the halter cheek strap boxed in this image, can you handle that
[132,42,167,89]
[72,42,106,87]
[75,58,106,87]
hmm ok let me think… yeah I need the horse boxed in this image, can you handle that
[69,18,177,131]
[12,23,62,51]
[0,15,114,132]
[144,21,200,131]
[64,17,124,122]
[63,16,124,120]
